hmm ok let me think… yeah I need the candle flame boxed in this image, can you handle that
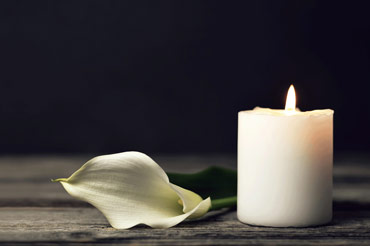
[285,84,296,111]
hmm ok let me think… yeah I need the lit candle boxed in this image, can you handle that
[237,85,334,227]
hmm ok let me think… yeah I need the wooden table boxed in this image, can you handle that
[1,154,370,245]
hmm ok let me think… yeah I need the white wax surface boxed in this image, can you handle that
[237,107,334,227]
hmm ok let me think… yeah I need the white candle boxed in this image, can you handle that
[237,85,334,227]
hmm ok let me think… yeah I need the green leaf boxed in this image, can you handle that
[167,166,237,210]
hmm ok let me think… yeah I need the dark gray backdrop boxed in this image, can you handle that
[0,1,369,154]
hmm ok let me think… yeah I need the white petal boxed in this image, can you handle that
[55,151,211,229]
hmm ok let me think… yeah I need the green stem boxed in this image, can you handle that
[210,196,237,210]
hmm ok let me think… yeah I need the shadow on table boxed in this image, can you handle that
[133,201,369,229]
[333,200,370,211]
[182,201,370,228]
[331,200,370,226]
[181,200,370,228]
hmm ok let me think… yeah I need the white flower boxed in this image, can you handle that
[54,151,211,229]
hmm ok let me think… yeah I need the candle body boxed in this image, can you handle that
[237,108,333,227]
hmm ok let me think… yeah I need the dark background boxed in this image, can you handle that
[0,1,369,154]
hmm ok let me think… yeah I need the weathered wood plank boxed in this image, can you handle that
[1,206,370,245]
[0,155,236,206]
[2,156,370,206]
[0,154,370,245]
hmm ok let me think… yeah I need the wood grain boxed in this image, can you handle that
[1,154,370,245]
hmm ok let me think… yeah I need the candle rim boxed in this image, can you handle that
[239,107,334,117]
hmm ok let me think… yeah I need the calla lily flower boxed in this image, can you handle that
[53,151,211,229]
